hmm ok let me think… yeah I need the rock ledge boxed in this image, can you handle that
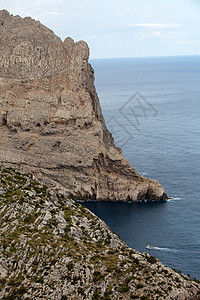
[0,10,167,202]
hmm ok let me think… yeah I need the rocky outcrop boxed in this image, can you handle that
[0,10,167,202]
[0,167,199,299]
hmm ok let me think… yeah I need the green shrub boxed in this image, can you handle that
[141,296,150,300]
[103,286,113,299]
[146,255,157,264]
[118,278,131,293]
[92,289,101,300]
[193,277,200,284]
[18,285,27,295]
[8,274,24,287]
[34,277,44,284]
[136,283,144,289]
[66,262,74,271]
[93,271,104,282]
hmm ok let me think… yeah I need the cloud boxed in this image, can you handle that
[88,35,99,40]
[42,11,64,16]
[34,0,66,4]
[116,7,137,16]
[104,33,112,39]
[128,23,182,29]
[116,5,150,16]
[176,39,200,45]
[117,34,122,39]
[137,30,178,41]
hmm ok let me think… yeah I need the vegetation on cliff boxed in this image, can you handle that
[0,166,199,299]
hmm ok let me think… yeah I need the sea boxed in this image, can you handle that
[82,56,200,279]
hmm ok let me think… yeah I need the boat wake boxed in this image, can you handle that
[141,172,147,177]
[145,245,178,252]
[167,197,181,202]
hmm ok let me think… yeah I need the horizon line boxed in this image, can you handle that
[90,54,200,60]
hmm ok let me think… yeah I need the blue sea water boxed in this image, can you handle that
[83,56,200,279]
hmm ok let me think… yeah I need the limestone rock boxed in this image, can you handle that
[0,10,167,202]
[0,167,199,299]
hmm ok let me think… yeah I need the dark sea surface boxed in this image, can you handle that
[83,56,200,279]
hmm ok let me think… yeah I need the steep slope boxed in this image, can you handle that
[0,10,167,202]
[0,166,199,299]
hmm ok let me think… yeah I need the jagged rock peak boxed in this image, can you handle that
[0,9,89,79]
[0,10,167,202]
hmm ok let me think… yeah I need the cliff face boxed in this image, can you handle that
[0,10,167,202]
[0,167,199,299]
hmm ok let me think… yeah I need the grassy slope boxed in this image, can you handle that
[0,166,199,300]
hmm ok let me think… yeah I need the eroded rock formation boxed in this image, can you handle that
[0,10,167,202]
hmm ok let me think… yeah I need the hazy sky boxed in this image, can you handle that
[1,0,200,58]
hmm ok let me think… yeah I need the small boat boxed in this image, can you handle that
[145,245,154,249]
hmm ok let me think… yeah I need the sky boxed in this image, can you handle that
[1,0,200,58]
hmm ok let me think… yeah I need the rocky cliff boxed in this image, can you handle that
[0,10,167,202]
[0,166,199,299]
